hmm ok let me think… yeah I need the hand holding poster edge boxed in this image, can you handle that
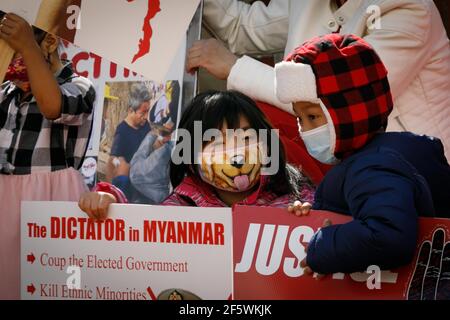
[21,201,233,300]
[21,201,450,300]
[0,0,71,83]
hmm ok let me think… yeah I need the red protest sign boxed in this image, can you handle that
[233,206,450,300]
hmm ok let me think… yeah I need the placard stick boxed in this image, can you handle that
[34,0,71,34]
[0,40,14,84]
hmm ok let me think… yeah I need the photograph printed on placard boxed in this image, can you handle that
[98,80,180,204]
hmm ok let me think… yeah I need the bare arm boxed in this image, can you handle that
[0,13,62,119]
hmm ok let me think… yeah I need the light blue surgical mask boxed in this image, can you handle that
[300,123,340,165]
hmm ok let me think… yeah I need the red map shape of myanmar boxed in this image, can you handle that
[127,0,161,64]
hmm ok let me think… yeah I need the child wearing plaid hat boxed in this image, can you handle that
[275,33,450,275]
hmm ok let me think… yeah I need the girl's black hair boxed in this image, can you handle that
[170,90,311,198]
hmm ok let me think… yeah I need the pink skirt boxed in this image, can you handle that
[0,168,88,300]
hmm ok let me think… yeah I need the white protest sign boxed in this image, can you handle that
[21,201,233,300]
[0,0,200,82]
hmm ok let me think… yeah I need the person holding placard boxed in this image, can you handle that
[0,13,95,299]
[276,34,450,276]
[79,91,316,218]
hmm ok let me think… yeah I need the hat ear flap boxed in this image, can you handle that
[275,61,319,104]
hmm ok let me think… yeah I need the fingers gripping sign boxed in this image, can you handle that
[78,192,117,221]
[186,38,238,80]
[288,200,312,217]
[407,228,450,300]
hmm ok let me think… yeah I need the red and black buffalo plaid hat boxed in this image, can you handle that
[275,33,393,159]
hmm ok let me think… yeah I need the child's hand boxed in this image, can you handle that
[301,219,333,279]
[0,13,38,54]
[288,200,312,216]
[78,192,117,221]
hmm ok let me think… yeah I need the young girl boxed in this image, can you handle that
[79,91,314,218]
[0,13,95,299]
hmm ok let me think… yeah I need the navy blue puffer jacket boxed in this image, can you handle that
[307,132,450,274]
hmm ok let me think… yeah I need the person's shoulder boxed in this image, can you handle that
[372,132,445,156]
[114,121,133,136]
[140,122,151,132]
[70,72,93,86]
[59,63,92,87]
[384,131,437,140]
[340,132,447,179]
[343,135,419,177]
[327,146,418,200]
[116,121,127,130]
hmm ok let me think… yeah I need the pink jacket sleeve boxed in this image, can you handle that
[161,193,193,206]
[93,182,129,204]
